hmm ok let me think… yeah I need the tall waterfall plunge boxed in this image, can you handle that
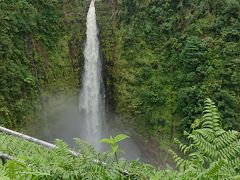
[79,0,105,150]
[23,1,155,162]
[22,2,165,165]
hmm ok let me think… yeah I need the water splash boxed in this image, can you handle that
[79,0,105,150]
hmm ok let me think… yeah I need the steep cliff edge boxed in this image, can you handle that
[0,0,88,128]
[96,0,240,143]
[1,0,239,142]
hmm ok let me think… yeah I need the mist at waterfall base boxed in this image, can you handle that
[24,95,155,165]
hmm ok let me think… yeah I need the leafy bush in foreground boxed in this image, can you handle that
[170,98,240,179]
[0,99,239,179]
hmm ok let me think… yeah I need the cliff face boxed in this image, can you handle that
[0,0,116,128]
[0,0,88,127]
[1,0,239,140]
[96,0,240,141]
[95,1,117,112]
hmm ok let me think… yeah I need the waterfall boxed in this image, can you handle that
[79,0,105,150]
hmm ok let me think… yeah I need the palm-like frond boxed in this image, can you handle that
[170,98,240,179]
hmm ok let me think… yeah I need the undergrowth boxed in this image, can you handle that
[0,99,239,179]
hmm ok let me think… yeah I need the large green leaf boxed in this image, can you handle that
[111,145,119,153]
[113,134,129,143]
[100,138,114,145]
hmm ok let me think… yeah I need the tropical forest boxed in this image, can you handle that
[0,0,239,179]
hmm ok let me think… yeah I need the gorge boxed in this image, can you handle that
[0,0,240,179]
[22,0,167,166]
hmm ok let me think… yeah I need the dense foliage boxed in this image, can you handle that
[0,98,239,179]
[98,0,240,141]
[170,98,240,179]
[0,0,87,128]
[1,0,240,178]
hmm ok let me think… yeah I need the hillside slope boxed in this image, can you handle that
[0,0,88,127]
[97,0,240,141]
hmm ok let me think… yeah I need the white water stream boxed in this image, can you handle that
[79,0,104,150]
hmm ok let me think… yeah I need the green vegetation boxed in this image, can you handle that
[170,98,240,179]
[0,99,239,179]
[0,0,87,128]
[101,134,129,163]
[97,0,240,141]
[1,0,239,144]
[1,0,240,178]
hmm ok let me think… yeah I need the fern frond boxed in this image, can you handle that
[174,138,193,155]
[189,133,218,159]
[214,130,239,149]
[201,98,223,135]
[192,128,215,142]
[169,150,189,171]
[170,98,239,178]
[219,139,240,160]
[228,157,240,170]
[196,159,226,179]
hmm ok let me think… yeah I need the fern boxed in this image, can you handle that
[0,133,160,179]
[0,99,239,179]
[170,98,240,179]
